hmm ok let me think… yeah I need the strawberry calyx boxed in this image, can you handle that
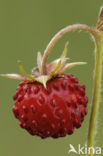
[0,42,86,87]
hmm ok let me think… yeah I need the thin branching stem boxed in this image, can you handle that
[41,22,103,156]
[41,24,98,74]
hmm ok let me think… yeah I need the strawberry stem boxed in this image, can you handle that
[41,24,98,75]
[87,32,103,156]
[42,7,103,156]
[87,7,103,155]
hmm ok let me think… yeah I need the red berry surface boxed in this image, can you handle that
[12,74,88,139]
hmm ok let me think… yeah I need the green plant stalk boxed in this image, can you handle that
[41,23,103,155]
[87,33,103,156]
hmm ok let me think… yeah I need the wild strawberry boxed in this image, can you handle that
[0,42,88,138]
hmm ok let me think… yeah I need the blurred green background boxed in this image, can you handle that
[0,0,103,156]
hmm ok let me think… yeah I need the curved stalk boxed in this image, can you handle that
[87,33,103,156]
[41,24,98,75]
[41,14,103,155]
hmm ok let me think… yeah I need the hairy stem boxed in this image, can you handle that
[87,33,103,156]
[42,22,103,155]
[41,24,98,74]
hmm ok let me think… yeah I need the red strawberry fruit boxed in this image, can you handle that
[0,42,88,138]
